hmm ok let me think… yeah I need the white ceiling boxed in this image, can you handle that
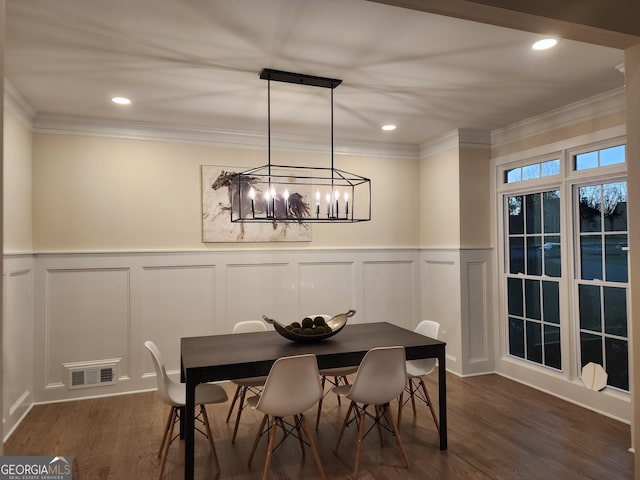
[4,0,626,148]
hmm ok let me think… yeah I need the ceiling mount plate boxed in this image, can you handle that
[260,68,342,89]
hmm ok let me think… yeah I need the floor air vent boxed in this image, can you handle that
[64,359,120,390]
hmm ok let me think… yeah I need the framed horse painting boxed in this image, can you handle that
[201,165,312,242]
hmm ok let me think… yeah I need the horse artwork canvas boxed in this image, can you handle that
[201,165,312,242]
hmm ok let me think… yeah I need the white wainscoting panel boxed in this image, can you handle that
[421,250,462,374]
[45,268,130,388]
[362,260,416,330]
[2,255,35,440]
[460,249,494,375]
[226,263,292,326]
[298,262,355,317]
[141,265,216,375]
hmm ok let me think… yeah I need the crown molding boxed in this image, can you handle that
[32,113,418,160]
[4,79,36,128]
[419,128,491,158]
[491,87,626,148]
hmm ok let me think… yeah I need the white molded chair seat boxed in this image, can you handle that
[225,320,269,443]
[144,340,228,479]
[310,314,358,429]
[397,320,440,432]
[247,354,326,480]
[333,346,410,479]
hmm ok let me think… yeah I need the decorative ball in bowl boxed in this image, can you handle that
[263,310,355,343]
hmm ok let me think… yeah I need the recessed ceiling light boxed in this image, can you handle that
[111,96,131,105]
[531,38,558,51]
[382,124,396,131]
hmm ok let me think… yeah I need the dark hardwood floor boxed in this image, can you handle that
[5,373,632,479]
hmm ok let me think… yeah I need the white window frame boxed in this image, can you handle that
[494,132,628,396]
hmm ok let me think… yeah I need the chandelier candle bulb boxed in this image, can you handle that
[283,189,289,218]
[270,187,276,218]
[334,190,340,217]
[344,191,349,217]
[249,187,256,218]
[316,190,321,218]
[326,192,331,218]
[265,190,272,218]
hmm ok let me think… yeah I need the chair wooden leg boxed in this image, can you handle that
[384,404,410,469]
[335,401,354,451]
[300,414,327,480]
[262,416,277,480]
[410,379,417,417]
[158,406,174,458]
[226,384,242,422]
[315,376,327,430]
[397,390,404,426]
[231,386,248,444]
[420,378,440,433]
[334,377,342,405]
[200,405,220,471]
[354,405,367,480]
[248,414,268,466]
[158,407,176,480]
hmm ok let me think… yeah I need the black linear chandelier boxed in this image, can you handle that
[230,68,371,223]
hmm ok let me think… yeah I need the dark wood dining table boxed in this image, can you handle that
[180,321,447,480]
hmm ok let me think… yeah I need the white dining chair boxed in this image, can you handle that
[333,346,409,479]
[247,354,326,480]
[226,320,269,443]
[397,320,440,432]
[144,340,228,479]
[309,314,359,429]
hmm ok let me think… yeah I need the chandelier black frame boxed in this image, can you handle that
[230,68,371,223]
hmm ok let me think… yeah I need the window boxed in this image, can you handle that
[574,145,625,171]
[506,190,561,369]
[576,180,628,390]
[499,140,628,393]
[505,159,560,184]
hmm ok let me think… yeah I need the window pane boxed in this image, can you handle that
[526,321,542,364]
[543,235,561,277]
[526,193,542,234]
[605,338,628,390]
[581,236,603,280]
[605,234,628,283]
[604,287,627,337]
[522,164,540,180]
[579,185,601,232]
[575,151,598,170]
[508,196,524,234]
[579,284,601,332]
[600,145,625,166]
[603,182,627,232]
[526,236,542,276]
[543,190,560,233]
[507,278,523,317]
[544,324,561,369]
[541,159,560,177]
[580,332,603,368]
[543,281,560,324]
[509,317,525,358]
[525,279,541,320]
[506,168,522,183]
[509,237,525,274]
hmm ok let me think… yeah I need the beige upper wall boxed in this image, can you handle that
[419,147,460,248]
[492,111,626,158]
[459,145,491,248]
[3,111,32,253]
[31,133,420,251]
